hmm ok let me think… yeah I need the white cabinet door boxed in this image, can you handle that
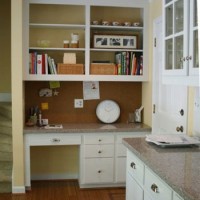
[152,17,187,134]
[126,172,143,200]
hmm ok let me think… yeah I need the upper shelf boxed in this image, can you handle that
[90,25,143,31]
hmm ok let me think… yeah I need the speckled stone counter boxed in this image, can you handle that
[122,137,200,200]
[24,123,151,134]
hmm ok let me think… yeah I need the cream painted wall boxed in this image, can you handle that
[11,0,25,191]
[142,0,162,126]
[0,0,11,92]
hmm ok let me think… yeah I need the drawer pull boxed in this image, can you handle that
[151,183,159,193]
[52,138,61,143]
[130,162,136,169]
[98,170,102,173]
[98,150,102,154]
[98,139,102,142]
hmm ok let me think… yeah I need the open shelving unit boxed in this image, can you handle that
[23,0,149,82]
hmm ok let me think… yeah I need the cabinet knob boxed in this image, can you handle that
[130,162,136,169]
[151,183,159,193]
[98,139,102,142]
[98,170,102,173]
[186,56,192,61]
[176,126,184,132]
[179,109,184,116]
[98,150,102,154]
[52,138,61,142]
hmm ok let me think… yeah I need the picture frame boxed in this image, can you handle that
[93,35,137,49]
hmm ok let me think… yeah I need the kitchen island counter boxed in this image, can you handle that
[123,137,200,200]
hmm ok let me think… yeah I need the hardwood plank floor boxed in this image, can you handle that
[0,180,125,200]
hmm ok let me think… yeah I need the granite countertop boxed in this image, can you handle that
[122,137,200,200]
[24,123,151,134]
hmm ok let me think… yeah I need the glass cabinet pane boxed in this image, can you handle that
[165,39,173,70]
[165,5,173,36]
[194,0,198,27]
[175,0,184,33]
[174,36,183,69]
[193,30,199,68]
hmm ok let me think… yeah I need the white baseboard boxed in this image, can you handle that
[12,186,26,194]
[31,173,78,181]
[0,93,11,102]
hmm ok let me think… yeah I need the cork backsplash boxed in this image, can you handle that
[24,81,142,124]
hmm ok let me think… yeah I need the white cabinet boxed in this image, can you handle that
[125,149,185,200]
[23,0,149,82]
[80,134,114,185]
[126,150,144,200]
[163,0,199,86]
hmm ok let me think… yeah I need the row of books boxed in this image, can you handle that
[115,52,143,75]
[29,52,57,74]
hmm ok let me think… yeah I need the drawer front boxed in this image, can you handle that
[83,158,114,183]
[116,143,127,157]
[83,135,114,144]
[84,144,114,158]
[26,134,81,146]
[145,167,172,200]
[127,150,144,185]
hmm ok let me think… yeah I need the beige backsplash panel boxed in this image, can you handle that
[24,81,142,124]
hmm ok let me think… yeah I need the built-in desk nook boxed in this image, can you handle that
[24,123,151,189]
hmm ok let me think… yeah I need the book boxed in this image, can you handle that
[36,54,42,74]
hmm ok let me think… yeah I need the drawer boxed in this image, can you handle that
[84,144,114,158]
[83,158,114,183]
[127,150,144,185]
[83,135,114,144]
[116,143,127,157]
[25,133,81,146]
[145,167,172,200]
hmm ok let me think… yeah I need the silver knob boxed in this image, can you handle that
[130,162,136,169]
[176,126,184,132]
[151,183,159,193]
[52,138,60,142]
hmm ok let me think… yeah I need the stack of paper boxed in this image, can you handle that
[146,134,200,147]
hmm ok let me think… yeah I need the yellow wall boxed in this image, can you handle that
[0,0,11,92]
[142,0,162,126]
[11,0,25,189]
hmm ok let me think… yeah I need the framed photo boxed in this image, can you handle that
[93,35,137,49]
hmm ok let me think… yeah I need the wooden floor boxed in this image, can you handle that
[0,180,125,200]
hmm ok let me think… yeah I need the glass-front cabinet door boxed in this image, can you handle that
[189,0,199,75]
[164,0,199,77]
[164,0,188,76]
